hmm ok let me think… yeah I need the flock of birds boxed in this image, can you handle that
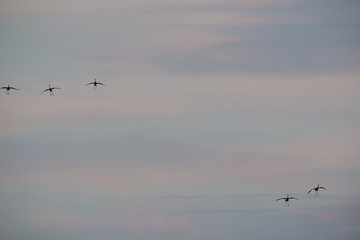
[277,184,327,207]
[3,79,328,207]
[1,78,105,95]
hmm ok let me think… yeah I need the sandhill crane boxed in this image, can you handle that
[308,184,327,197]
[276,194,298,207]
[1,84,19,94]
[41,85,61,96]
[85,78,105,90]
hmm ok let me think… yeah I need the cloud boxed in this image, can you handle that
[2,0,359,76]
[17,208,208,238]
[116,213,207,235]
[4,194,359,240]
[0,0,298,15]
[19,210,93,230]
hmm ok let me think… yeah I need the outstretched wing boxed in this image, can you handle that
[308,188,314,194]
[85,82,94,86]
[97,82,105,86]
[9,87,19,90]
[1,87,7,89]
[289,197,298,200]
[52,87,61,90]
[319,187,327,190]
[276,198,285,201]
[41,89,50,94]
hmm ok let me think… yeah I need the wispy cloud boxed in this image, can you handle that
[1,1,360,239]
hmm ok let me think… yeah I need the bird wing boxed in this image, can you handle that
[289,197,298,200]
[319,187,327,190]
[85,82,94,86]
[276,198,285,201]
[41,89,50,94]
[308,188,314,194]
[9,87,19,90]
[97,82,105,86]
[1,87,7,89]
[52,87,61,89]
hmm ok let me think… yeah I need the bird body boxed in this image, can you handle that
[85,78,105,90]
[276,194,298,207]
[1,84,19,94]
[41,85,61,96]
[308,184,327,197]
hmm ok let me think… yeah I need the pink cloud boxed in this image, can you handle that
[18,209,208,235]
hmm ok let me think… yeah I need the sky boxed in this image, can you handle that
[0,0,360,239]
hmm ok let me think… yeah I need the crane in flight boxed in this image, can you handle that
[276,194,298,207]
[308,184,327,197]
[1,84,19,94]
[85,78,105,90]
[41,85,61,96]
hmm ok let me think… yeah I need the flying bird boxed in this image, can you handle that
[41,85,61,96]
[85,78,105,90]
[308,184,327,197]
[1,84,19,94]
[276,194,298,207]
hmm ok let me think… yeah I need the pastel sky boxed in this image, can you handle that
[1,0,359,239]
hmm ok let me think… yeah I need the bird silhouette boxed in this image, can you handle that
[276,194,298,207]
[41,85,61,96]
[1,84,19,94]
[308,184,327,197]
[85,78,105,90]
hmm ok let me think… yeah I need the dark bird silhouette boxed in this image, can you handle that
[1,84,19,94]
[85,78,105,90]
[308,184,327,197]
[276,194,298,207]
[41,85,61,96]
